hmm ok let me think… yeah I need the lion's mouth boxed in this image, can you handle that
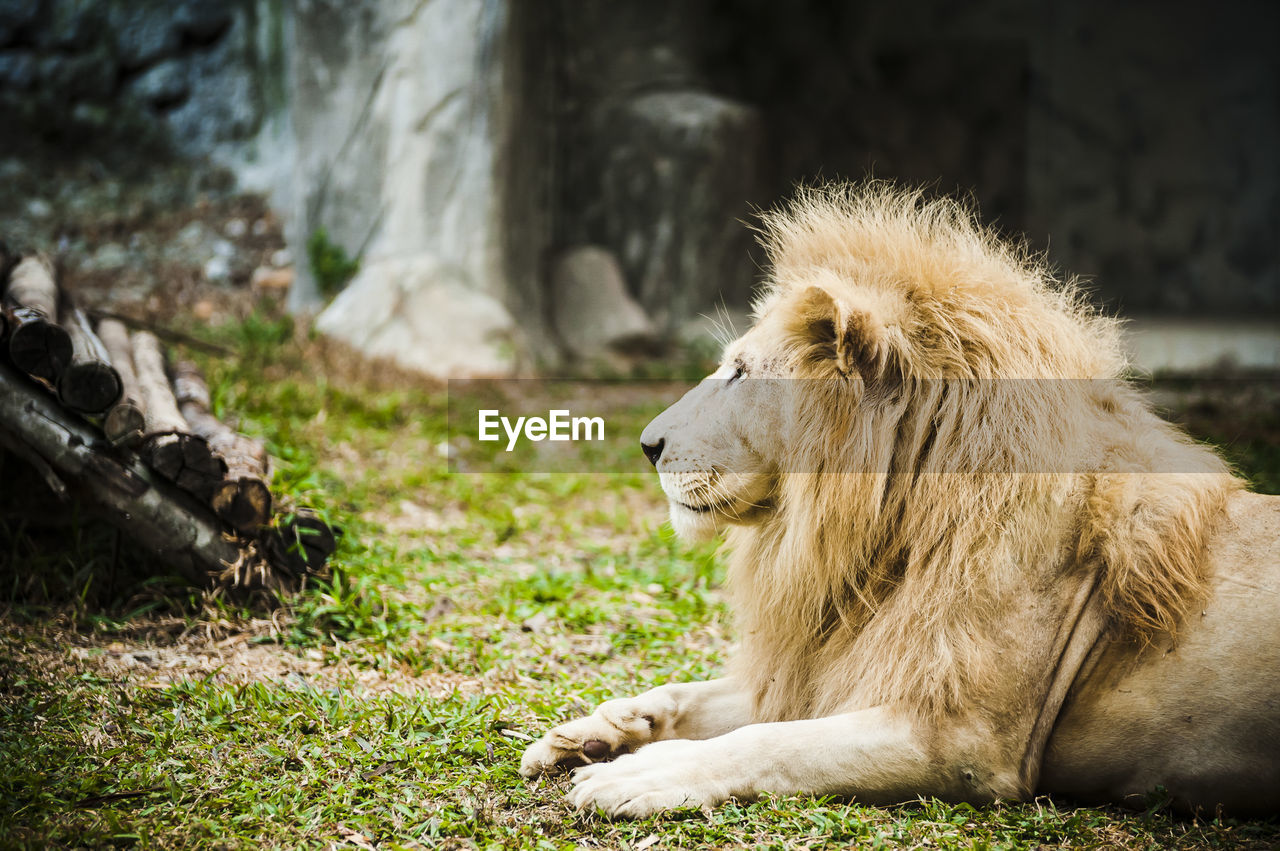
[674,496,738,514]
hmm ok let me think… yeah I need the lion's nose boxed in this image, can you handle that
[641,437,665,466]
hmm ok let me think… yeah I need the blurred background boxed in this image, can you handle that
[0,0,1276,376]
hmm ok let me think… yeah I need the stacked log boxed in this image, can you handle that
[267,507,340,577]
[0,251,336,593]
[132,330,228,503]
[58,304,123,415]
[96,319,147,446]
[4,254,72,383]
[0,357,244,587]
[171,360,274,533]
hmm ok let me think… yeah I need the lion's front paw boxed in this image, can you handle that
[520,728,616,777]
[567,739,732,818]
[520,699,666,778]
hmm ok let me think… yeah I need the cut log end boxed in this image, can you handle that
[104,401,146,446]
[142,432,227,502]
[212,477,273,533]
[5,255,70,382]
[268,508,337,575]
[9,319,72,383]
[58,304,122,415]
[59,361,124,415]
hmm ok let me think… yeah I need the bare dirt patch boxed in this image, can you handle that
[1,619,485,699]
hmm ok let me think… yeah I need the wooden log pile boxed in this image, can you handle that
[0,250,336,594]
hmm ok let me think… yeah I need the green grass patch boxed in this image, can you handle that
[306,228,360,297]
[1,315,1277,848]
[3,652,1274,849]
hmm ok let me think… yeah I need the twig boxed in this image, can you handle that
[85,308,235,356]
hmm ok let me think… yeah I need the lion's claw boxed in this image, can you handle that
[582,739,610,760]
[522,694,678,778]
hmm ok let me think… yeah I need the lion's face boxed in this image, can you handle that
[640,315,801,541]
[641,274,909,540]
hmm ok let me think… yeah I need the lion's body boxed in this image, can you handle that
[522,183,1279,817]
[1041,489,1280,811]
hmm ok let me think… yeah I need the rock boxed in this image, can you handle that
[203,255,231,282]
[173,1,233,43]
[25,198,53,219]
[0,51,36,90]
[289,0,533,369]
[251,265,293,296]
[177,221,208,246]
[69,101,111,128]
[111,6,180,69]
[580,89,764,331]
[520,611,550,633]
[88,242,129,272]
[0,0,40,44]
[315,255,521,379]
[128,58,190,110]
[39,46,116,101]
[550,246,658,358]
[164,23,262,154]
[40,0,102,50]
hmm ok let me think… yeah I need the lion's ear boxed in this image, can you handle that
[790,285,893,380]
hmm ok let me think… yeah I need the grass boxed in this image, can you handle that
[1,312,1278,848]
[306,228,361,298]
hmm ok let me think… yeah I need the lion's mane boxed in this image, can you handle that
[728,183,1239,724]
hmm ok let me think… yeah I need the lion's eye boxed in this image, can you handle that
[727,361,746,385]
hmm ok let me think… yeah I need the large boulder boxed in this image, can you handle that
[315,256,521,378]
[580,90,764,333]
[550,246,657,359]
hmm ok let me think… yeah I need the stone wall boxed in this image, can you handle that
[298,0,529,376]
[2,0,1276,376]
[0,0,286,173]
[550,2,764,337]
[689,0,1279,318]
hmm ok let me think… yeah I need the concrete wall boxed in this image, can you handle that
[688,0,1279,319]
[1024,0,1279,317]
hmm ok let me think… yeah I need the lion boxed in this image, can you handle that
[520,182,1280,817]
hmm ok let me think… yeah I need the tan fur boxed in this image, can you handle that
[521,182,1258,818]
[728,183,1238,722]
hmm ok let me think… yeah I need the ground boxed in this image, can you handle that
[1,172,1279,849]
